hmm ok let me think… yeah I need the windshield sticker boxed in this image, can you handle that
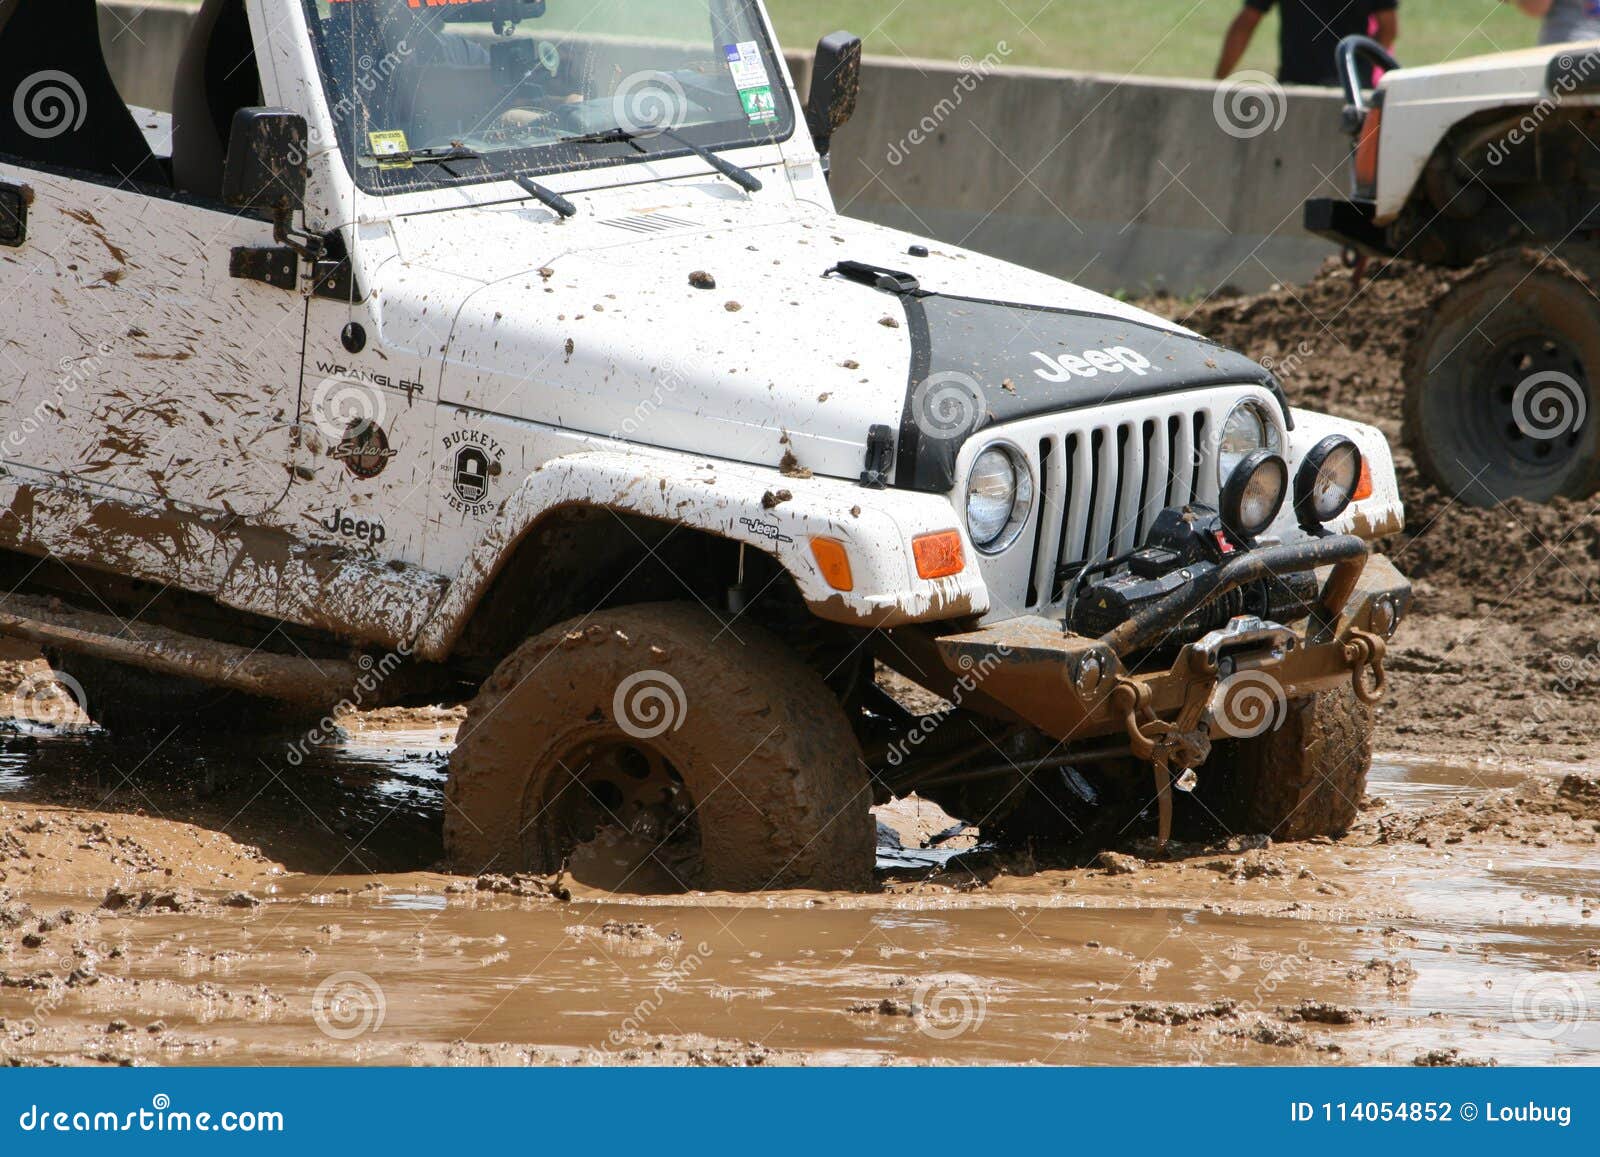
[367,129,412,169]
[740,86,777,125]
[724,42,770,91]
[537,41,561,76]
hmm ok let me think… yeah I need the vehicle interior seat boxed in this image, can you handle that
[0,0,165,186]
[171,0,263,199]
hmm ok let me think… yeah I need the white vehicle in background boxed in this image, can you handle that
[0,0,1408,889]
[1309,35,1600,506]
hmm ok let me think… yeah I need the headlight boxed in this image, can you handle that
[1220,449,1288,541]
[965,444,1034,553]
[1294,435,1364,529]
[1218,400,1283,488]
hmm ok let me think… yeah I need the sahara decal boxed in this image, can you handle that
[331,420,398,479]
[442,428,506,518]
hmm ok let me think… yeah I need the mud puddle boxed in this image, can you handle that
[1,722,1596,1067]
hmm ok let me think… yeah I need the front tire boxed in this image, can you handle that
[1194,685,1373,841]
[444,603,875,891]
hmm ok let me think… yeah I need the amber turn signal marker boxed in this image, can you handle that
[1353,457,1373,501]
[810,537,854,592]
[912,531,965,579]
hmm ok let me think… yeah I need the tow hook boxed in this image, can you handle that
[1108,619,1386,847]
[1109,677,1213,849]
[1344,628,1388,705]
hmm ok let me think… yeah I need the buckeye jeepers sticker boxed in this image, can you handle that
[442,428,505,518]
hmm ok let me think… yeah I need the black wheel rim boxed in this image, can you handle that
[538,737,700,879]
[1472,334,1590,474]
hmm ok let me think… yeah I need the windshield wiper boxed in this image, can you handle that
[560,126,762,194]
[359,143,576,217]
[514,173,577,219]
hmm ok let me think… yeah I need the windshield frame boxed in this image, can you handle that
[298,0,798,197]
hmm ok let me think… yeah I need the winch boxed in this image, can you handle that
[1067,505,1318,643]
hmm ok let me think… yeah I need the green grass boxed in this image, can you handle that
[765,0,1537,78]
[167,0,1540,78]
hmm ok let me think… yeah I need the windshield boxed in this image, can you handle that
[301,0,794,193]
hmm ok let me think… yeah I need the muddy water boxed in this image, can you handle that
[1,722,1597,1066]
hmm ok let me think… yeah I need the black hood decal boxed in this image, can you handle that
[890,293,1291,493]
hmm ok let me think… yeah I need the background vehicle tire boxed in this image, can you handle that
[1404,250,1600,506]
[1192,685,1373,841]
[444,602,875,891]
[42,651,300,737]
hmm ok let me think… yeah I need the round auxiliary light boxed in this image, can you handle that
[965,443,1034,553]
[1220,449,1289,541]
[1294,435,1364,529]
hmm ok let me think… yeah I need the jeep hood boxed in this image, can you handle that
[384,191,1278,490]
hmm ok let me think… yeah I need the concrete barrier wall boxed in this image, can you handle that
[98,0,194,111]
[808,55,1350,295]
[99,3,1346,294]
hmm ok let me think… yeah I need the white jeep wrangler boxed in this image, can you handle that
[0,0,1409,890]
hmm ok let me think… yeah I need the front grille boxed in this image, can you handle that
[1026,409,1219,607]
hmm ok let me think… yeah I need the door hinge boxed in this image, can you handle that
[0,184,28,248]
[230,246,299,291]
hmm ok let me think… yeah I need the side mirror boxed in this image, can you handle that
[804,32,863,159]
[222,108,308,215]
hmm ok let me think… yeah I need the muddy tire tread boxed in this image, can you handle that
[1204,686,1373,841]
[445,602,874,891]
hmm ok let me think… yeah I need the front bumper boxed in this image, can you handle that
[1305,197,1395,258]
[886,538,1410,748]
